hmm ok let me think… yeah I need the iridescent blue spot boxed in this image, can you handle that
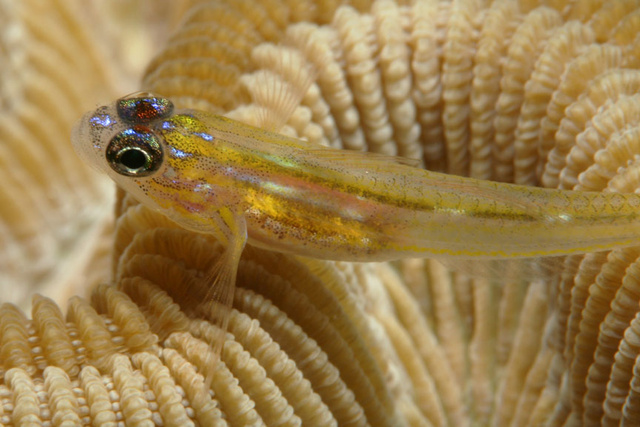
[194,183,213,193]
[170,147,192,159]
[193,132,214,141]
[90,114,114,128]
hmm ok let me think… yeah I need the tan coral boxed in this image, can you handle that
[470,0,521,179]
[0,0,192,310]
[3,0,640,426]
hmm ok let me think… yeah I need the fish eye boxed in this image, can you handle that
[116,92,173,124]
[106,126,163,177]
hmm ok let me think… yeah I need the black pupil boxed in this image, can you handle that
[120,149,148,170]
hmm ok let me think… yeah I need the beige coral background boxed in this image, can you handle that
[2,0,640,426]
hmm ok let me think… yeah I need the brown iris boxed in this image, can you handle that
[106,125,163,177]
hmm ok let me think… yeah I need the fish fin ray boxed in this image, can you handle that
[191,210,247,388]
[437,255,568,285]
[306,146,422,169]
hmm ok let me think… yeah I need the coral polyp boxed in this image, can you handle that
[2,1,640,425]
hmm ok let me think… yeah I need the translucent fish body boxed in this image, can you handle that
[73,96,640,262]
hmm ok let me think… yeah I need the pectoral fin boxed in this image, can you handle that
[192,209,247,388]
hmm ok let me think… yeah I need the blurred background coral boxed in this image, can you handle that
[2,0,640,425]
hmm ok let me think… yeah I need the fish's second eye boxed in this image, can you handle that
[116,92,173,124]
[106,126,163,177]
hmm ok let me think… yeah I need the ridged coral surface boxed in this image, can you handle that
[2,0,640,426]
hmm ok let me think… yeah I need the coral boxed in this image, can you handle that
[2,0,640,425]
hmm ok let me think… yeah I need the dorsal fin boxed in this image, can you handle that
[306,146,422,168]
